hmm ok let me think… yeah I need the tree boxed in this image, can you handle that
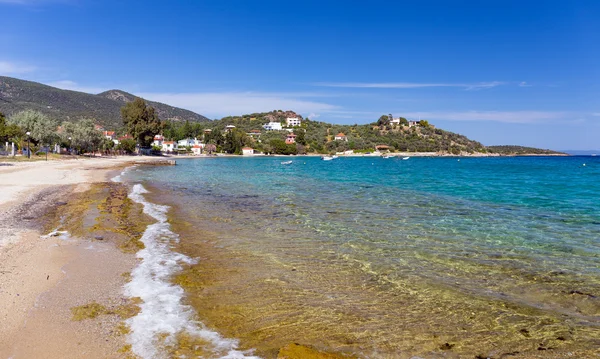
[118,138,137,154]
[223,128,250,155]
[8,110,56,146]
[60,119,103,155]
[419,120,430,128]
[0,112,23,143]
[377,115,390,126]
[295,129,306,145]
[121,98,163,148]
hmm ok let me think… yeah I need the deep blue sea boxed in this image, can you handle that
[122,156,600,358]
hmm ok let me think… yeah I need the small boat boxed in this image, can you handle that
[322,156,334,161]
[402,157,410,160]
[332,155,339,159]
[382,155,393,159]
[281,160,293,165]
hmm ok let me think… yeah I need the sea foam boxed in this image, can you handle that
[125,184,260,359]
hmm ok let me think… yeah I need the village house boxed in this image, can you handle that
[177,138,196,147]
[162,141,177,152]
[191,144,204,155]
[286,117,302,127]
[408,120,420,127]
[247,129,262,138]
[263,122,283,131]
[334,132,348,141]
[242,147,254,156]
[285,133,297,144]
[153,135,164,147]
[103,131,115,141]
[225,125,236,132]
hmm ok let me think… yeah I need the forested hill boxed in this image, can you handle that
[486,145,567,155]
[0,76,209,130]
[201,110,488,154]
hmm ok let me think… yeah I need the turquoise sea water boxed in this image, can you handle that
[124,156,600,358]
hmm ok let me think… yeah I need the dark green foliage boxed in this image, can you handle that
[486,145,565,155]
[0,111,23,142]
[269,139,298,155]
[223,128,251,155]
[121,98,163,147]
[377,115,390,126]
[162,120,204,141]
[117,138,137,154]
[0,76,209,130]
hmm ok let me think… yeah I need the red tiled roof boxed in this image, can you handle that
[336,133,346,137]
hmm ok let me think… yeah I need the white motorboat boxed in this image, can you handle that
[281,160,293,165]
[322,156,334,161]
[402,156,410,160]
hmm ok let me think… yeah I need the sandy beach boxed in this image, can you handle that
[0,156,160,359]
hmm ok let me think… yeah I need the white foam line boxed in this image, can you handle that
[125,184,261,359]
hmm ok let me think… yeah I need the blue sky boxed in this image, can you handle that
[1,0,599,150]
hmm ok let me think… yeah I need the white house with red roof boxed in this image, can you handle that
[242,147,254,156]
[334,132,348,141]
[162,141,177,152]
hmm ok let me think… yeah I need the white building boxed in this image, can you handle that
[178,138,196,147]
[153,135,164,147]
[286,117,301,127]
[162,141,177,152]
[191,144,204,155]
[263,122,283,131]
[334,132,348,141]
[242,147,254,156]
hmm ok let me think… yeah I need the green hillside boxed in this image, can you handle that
[486,145,566,155]
[0,76,209,130]
[195,110,488,154]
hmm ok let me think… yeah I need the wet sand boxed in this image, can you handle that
[0,156,157,359]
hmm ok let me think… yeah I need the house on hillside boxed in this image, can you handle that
[286,117,301,127]
[242,147,254,156]
[375,145,390,152]
[408,120,420,127]
[263,122,282,131]
[225,125,236,132]
[285,133,297,144]
[334,133,348,141]
[247,129,262,138]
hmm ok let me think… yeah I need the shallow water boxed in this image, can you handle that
[123,156,600,358]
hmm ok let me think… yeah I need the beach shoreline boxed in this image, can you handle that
[0,156,163,359]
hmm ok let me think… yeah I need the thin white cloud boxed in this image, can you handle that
[518,81,532,87]
[134,92,339,119]
[45,80,106,94]
[400,111,570,124]
[592,113,600,117]
[0,60,37,75]
[313,81,506,90]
